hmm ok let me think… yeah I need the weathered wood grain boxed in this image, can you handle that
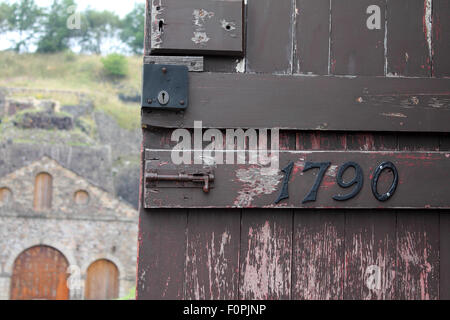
[386,0,432,77]
[296,132,347,150]
[294,0,330,75]
[239,209,292,299]
[142,74,450,133]
[292,211,345,300]
[396,211,439,300]
[185,209,240,300]
[149,0,244,56]
[344,211,396,300]
[143,150,450,209]
[440,212,450,299]
[143,56,204,72]
[136,209,187,300]
[433,0,450,77]
[331,0,385,76]
[246,0,293,73]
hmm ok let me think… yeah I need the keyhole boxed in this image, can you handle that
[159,20,164,32]
[158,91,169,105]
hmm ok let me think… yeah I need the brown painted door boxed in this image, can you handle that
[85,260,119,300]
[10,246,69,300]
[138,0,450,300]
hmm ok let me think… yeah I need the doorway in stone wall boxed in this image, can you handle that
[10,245,69,300]
[85,259,119,300]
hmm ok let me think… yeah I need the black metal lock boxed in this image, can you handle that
[142,63,189,110]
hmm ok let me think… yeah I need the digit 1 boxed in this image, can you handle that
[274,161,294,204]
[302,162,331,204]
[371,161,399,202]
[333,161,364,201]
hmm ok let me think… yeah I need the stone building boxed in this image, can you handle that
[0,156,138,300]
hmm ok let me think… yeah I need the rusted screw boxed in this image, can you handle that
[161,67,167,74]
[179,100,185,105]
[147,98,153,104]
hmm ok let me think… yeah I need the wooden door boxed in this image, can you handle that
[138,0,450,300]
[10,246,69,300]
[34,172,53,211]
[85,260,119,300]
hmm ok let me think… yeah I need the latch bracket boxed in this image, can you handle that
[142,63,189,110]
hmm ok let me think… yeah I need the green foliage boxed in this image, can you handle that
[119,3,145,55]
[79,9,120,54]
[101,53,128,77]
[0,2,14,33]
[36,0,77,53]
[3,0,43,52]
[117,287,136,300]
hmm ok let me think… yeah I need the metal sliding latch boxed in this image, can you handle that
[147,171,215,193]
[144,152,215,199]
[142,63,189,110]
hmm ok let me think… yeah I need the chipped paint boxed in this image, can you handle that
[220,19,236,31]
[151,0,164,48]
[380,112,407,118]
[424,0,433,62]
[234,167,282,207]
[192,32,210,44]
[192,9,214,45]
[235,58,245,73]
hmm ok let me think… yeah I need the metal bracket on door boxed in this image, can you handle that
[141,63,189,110]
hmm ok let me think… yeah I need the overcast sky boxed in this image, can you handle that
[10,0,146,18]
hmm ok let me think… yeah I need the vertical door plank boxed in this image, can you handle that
[294,0,330,75]
[292,211,345,300]
[246,0,293,74]
[433,0,450,77]
[185,209,240,300]
[440,212,450,300]
[396,212,439,300]
[296,132,347,151]
[240,209,293,300]
[386,0,432,77]
[344,211,397,300]
[331,0,386,76]
[136,209,187,300]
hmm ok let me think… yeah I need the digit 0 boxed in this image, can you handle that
[371,161,399,202]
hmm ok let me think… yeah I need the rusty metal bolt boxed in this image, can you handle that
[147,98,153,104]
[179,100,185,106]
[161,67,167,74]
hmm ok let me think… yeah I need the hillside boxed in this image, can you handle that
[0,52,143,208]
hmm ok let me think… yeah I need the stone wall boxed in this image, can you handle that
[0,157,138,300]
[0,216,137,300]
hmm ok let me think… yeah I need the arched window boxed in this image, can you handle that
[34,173,53,211]
[0,187,12,206]
[10,246,69,300]
[85,259,119,300]
[74,190,90,206]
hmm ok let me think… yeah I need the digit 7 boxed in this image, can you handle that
[302,162,331,204]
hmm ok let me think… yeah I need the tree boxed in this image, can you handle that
[79,9,120,54]
[36,0,77,53]
[0,2,13,33]
[3,0,42,52]
[119,3,145,55]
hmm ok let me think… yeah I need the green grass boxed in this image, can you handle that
[0,51,142,130]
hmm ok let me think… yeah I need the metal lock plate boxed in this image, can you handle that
[142,63,189,110]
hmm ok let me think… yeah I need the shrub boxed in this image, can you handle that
[101,53,128,78]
